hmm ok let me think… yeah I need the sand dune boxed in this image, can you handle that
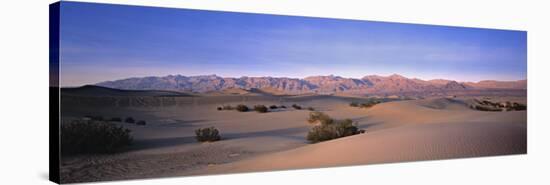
[196,98,526,174]
[59,93,526,183]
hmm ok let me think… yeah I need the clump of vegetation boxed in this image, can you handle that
[305,112,365,143]
[217,105,235,111]
[110,117,122,122]
[349,100,381,109]
[125,117,135,123]
[359,102,378,109]
[61,120,132,155]
[136,120,146,125]
[306,118,362,143]
[235,104,249,112]
[269,105,278,109]
[307,111,333,125]
[471,99,527,111]
[254,105,269,113]
[279,105,287,109]
[292,104,302,110]
[195,127,221,142]
[307,107,315,111]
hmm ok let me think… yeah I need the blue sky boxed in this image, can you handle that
[59,2,527,86]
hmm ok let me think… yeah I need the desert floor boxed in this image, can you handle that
[59,94,526,183]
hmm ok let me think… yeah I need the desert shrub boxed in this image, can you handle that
[349,102,359,107]
[292,104,302,110]
[125,117,135,123]
[307,107,315,111]
[470,105,501,111]
[254,105,269,113]
[222,105,234,110]
[110,117,122,122]
[269,105,278,109]
[235,104,249,112]
[359,102,378,109]
[217,107,223,111]
[306,118,360,143]
[279,105,287,109]
[470,99,526,111]
[61,120,132,155]
[307,111,333,125]
[511,102,527,111]
[195,127,221,142]
[136,120,146,125]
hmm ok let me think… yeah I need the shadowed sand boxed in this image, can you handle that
[59,90,526,183]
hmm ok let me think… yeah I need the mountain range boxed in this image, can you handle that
[95,74,526,95]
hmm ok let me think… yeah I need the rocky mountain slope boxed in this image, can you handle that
[95,74,526,95]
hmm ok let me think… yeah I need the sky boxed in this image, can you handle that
[58,2,527,87]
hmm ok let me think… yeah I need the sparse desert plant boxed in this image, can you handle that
[110,117,122,122]
[217,107,223,111]
[359,102,378,109]
[307,111,333,125]
[279,105,287,109]
[254,105,269,113]
[470,99,527,111]
[511,102,527,111]
[307,107,315,111]
[136,120,146,125]
[292,104,302,110]
[125,117,135,123]
[269,105,278,109]
[235,104,249,112]
[61,120,132,154]
[306,118,360,143]
[195,127,221,142]
[470,104,501,111]
[349,102,359,107]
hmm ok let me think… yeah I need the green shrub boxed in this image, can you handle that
[136,120,146,125]
[61,120,132,155]
[125,117,135,123]
[307,111,333,125]
[235,104,249,112]
[254,105,269,113]
[292,104,302,110]
[306,119,360,143]
[195,127,221,142]
[269,105,278,109]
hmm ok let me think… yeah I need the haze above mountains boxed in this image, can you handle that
[95,74,526,95]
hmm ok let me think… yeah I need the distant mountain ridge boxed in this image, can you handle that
[95,74,526,95]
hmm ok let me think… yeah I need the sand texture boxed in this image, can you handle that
[59,90,526,183]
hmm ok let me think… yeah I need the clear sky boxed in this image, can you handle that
[59,2,527,87]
